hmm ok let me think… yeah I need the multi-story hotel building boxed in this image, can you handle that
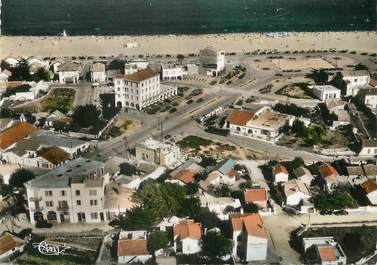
[25,158,112,224]
[114,68,177,110]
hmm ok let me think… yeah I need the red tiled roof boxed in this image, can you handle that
[0,233,23,255]
[37,146,70,165]
[317,245,336,262]
[244,188,268,203]
[230,213,267,239]
[117,239,148,256]
[369,79,377,88]
[177,169,196,184]
[319,163,339,180]
[174,219,201,240]
[124,68,158,82]
[361,179,377,194]
[0,122,37,150]
[226,110,254,126]
[274,164,288,175]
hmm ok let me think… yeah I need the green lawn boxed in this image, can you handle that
[177,135,213,149]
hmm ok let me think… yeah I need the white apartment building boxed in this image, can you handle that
[199,46,225,77]
[226,107,295,143]
[310,85,341,102]
[341,70,370,96]
[160,64,186,80]
[231,213,268,262]
[90,62,106,83]
[58,61,80,84]
[25,158,111,224]
[114,68,177,110]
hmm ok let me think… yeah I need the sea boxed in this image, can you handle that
[1,0,376,36]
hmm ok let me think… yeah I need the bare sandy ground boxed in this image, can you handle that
[1,31,377,58]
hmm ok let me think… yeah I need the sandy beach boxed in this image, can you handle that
[1,32,377,58]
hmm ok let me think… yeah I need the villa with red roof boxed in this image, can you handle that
[244,188,269,211]
[230,213,268,261]
[173,219,202,254]
[117,230,151,264]
[226,106,295,143]
[319,163,347,192]
[273,163,289,184]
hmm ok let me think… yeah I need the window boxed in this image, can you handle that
[90,200,98,206]
[61,190,66,196]
[76,190,80,196]
[45,201,53,207]
[89,190,97,196]
[45,190,52,197]
[77,200,81,206]
[91,213,98,219]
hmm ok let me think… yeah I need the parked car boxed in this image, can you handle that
[333,210,348,215]
[196,98,204,103]
[186,99,194,104]
[319,210,333,215]
[164,134,172,139]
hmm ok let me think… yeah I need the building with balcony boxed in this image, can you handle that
[114,68,177,110]
[25,158,111,224]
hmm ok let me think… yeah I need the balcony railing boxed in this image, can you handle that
[56,205,69,213]
[29,196,42,202]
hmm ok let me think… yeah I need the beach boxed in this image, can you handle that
[1,31,377,58]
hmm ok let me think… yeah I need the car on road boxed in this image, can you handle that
[196,98,204,103]
[333,210,348,215]
[186,99,194,104]
[164,134,172,139]
[92,82,99,88]
[319,210,333,215]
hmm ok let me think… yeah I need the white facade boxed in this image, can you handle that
[25,158,112,224]
[233,230,268,261]
[227,107,294,143]
[310,85,341,102]
[359,139,377,157]
[199,193,241,220]
[90,63,106,83]
[161,64,186,80]
[117,231,151,264]
[58,70,80,84]
[199,46,225,77]
[179,238,201,254]
[114,69,177,110]
[274,172,289,184]
[341,71,370,96]
[366,190,377,205]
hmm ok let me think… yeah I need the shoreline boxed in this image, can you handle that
[1,31,377,58]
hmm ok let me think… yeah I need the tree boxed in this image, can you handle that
[186,182,199,195]
[213,184,231,197]
[72,104,101,128]
[330,72,347,95]
[33,68,51,81]
[243,202,259,213]
[0,60,11,71]
[134,181,186,222]
[313,192,358,211]
[9,59,32,81]
[194,208,220,229]
[306,69,329,85]
[119,162,137,176]
[100,93,118,120]
[178,197,201,218]
[202,232,233,259]
[199,156,217,167]
[148,231,169,253]
[9,169,34,188]
[109,207,154,230]
[354,63,368,71]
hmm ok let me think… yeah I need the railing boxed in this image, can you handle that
[29,196,42,202]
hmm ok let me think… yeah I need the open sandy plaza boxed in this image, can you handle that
[1,31,377,58]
